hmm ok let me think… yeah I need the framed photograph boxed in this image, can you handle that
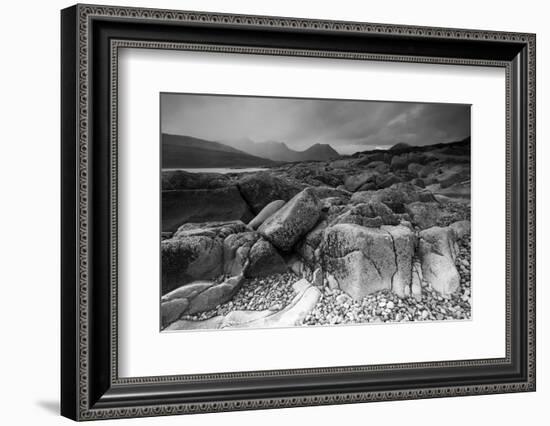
[61,4,536,421]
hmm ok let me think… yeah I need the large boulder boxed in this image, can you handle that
[350,190,374,204]
[223,231,260,276]
[390,154,410,170]
[308,186,351,201]
[248,200,285,230]
[322,224,397,299]
[332,211,383,228]
[237,172,304,214]
[161,236,223,294]
[186,275,243,314]
[366,161,390,174]
[331,201,401,227]
[405,201,445,229]
[161,298,190,327]
[344,171,378,192]
[381,225,416,297]
[321,197,346,211]
[245,239,287,278]
[366,182,436,213]
[418,163,436,178]
[375,173,402,189]
[258,188,322,251]
[407,163,424,176]
[434,165,470,188]
[162,186,253,232]
[418,226,460,296]
[390,152,429,171]
[161,281,213,326]
[411,178,425,188]
[390,152,430,171]
[434,181,471,199]
[296,220,328,265]
[449,220,471,239]
[174,220,247,239]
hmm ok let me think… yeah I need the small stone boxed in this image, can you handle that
[336,293,351,307]
[421,310,429,320]
[386,301,395,309]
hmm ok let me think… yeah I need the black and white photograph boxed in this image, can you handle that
[160,94,472,331]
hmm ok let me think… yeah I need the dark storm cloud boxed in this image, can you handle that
[161,93,470,155]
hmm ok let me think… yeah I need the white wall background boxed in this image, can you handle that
[0,0,547,424]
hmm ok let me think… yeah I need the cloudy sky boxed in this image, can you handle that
[161,93,470,155]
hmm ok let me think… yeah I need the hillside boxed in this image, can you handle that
[162,134,276,168]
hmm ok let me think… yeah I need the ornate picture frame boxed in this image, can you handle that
[61,4,536,421]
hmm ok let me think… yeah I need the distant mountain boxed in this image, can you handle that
[299,143,340,162]
[162,134,276,168]
[229,138,340,162]
[389,142,412,151]
[351,137,470,158]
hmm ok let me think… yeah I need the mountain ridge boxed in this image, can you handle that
[228,138,340,162]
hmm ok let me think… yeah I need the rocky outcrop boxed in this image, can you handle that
[435,182,471,199]
[405,201,445,229]
[322,224,398,299]
[331,201,402,227]
[353,182,436,213]
[248,200,285,229]
[161,236,223,294]
[165,278,321,330]
[258,188,322,251]
[321,223,416,300]
[382,225,416,298]
[163,221,249,294]
[237,172,304,214]
[161,274,244,327]
[308,185,351,201]
[246,239,288,277]
[418,226,460,296]
[450,220,471,239]
[296,220,328,265]
[184,275,244,314]
[162,187,253,232]
[375,173,402,189]
[390,152,429,170]
[161,138,472,330]
[434,164,470,188]
[223,231,260,276]
[344,171,379,192]
[174,220,247,239]
[365,161,390,174]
